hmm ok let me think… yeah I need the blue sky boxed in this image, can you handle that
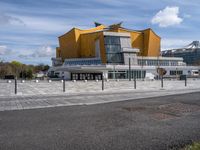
[0,0,199,65]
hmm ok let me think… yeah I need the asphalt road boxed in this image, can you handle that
[0,92,200,150]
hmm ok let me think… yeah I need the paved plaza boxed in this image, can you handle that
[0,79,200,111]
[0,79,200,96]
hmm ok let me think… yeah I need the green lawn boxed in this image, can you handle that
[183,142,200,150]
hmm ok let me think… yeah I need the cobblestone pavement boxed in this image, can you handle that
[1,79,200,111]
[0,79,200,96]
[0,84,200,111]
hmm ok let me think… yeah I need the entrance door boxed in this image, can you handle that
[71,73,102,80]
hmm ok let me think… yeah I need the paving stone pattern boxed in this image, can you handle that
[0,79,200,111]
[0,79,199,96]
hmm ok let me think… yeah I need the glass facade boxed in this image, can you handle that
[64,59,101,66]
[108,70,146,79]
[138,59,179,66]
[169,70,183,75]
[71,73,102,80]
[104,36,123,64]
[162,48,200,65]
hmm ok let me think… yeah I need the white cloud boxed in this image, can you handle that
[18,45,55,58]
[19,16,70,32]
[0,12,25,26]
[151,6,183,27]
[37,46,54,57]
[0,45,7,55]
[0,45,13,55]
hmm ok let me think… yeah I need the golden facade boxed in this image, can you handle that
[56,23,161,64]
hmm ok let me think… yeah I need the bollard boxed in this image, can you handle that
[63,79,65,92]
[185,77,187,87]
[134,76,136,89]
[129,57,131,81]
[15,77,17,94]
[161,76,163,88]
[102,74,104,91]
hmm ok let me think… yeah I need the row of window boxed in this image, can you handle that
[106,53,124,64]
[64,59,101,66]
[169,70,183,75]
[71,73,102,80]
[108,70,146,79]
[138,59,179,66]
[104,36,121,45]
[105,45,121,53]
[105,36,124,64]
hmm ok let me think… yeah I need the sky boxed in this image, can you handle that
[0,0,200,65]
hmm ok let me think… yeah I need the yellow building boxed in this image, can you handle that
[56,22,161,64]
[50,22,167,80]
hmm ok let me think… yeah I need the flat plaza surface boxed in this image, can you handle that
[0,92,200,150]
[1,79,200,111]
[0,79,200,96]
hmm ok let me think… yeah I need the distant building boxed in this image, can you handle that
[162,41,200,65]
[49,23,200,80]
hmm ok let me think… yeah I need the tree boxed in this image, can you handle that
[11,61,22,67]
[35,64,50,72]
[11,61,23,77]
[0,60,49,79]
[26,68,33,79]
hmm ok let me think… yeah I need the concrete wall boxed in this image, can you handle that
[123,53,138,65]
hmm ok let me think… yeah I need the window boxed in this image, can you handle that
[105,36,120,45]
[104,36,123,64]
[170,70,183,75]
[108,70,146,79]
[106,53,123,63]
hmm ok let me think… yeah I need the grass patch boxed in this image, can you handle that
[182,142,200,150]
